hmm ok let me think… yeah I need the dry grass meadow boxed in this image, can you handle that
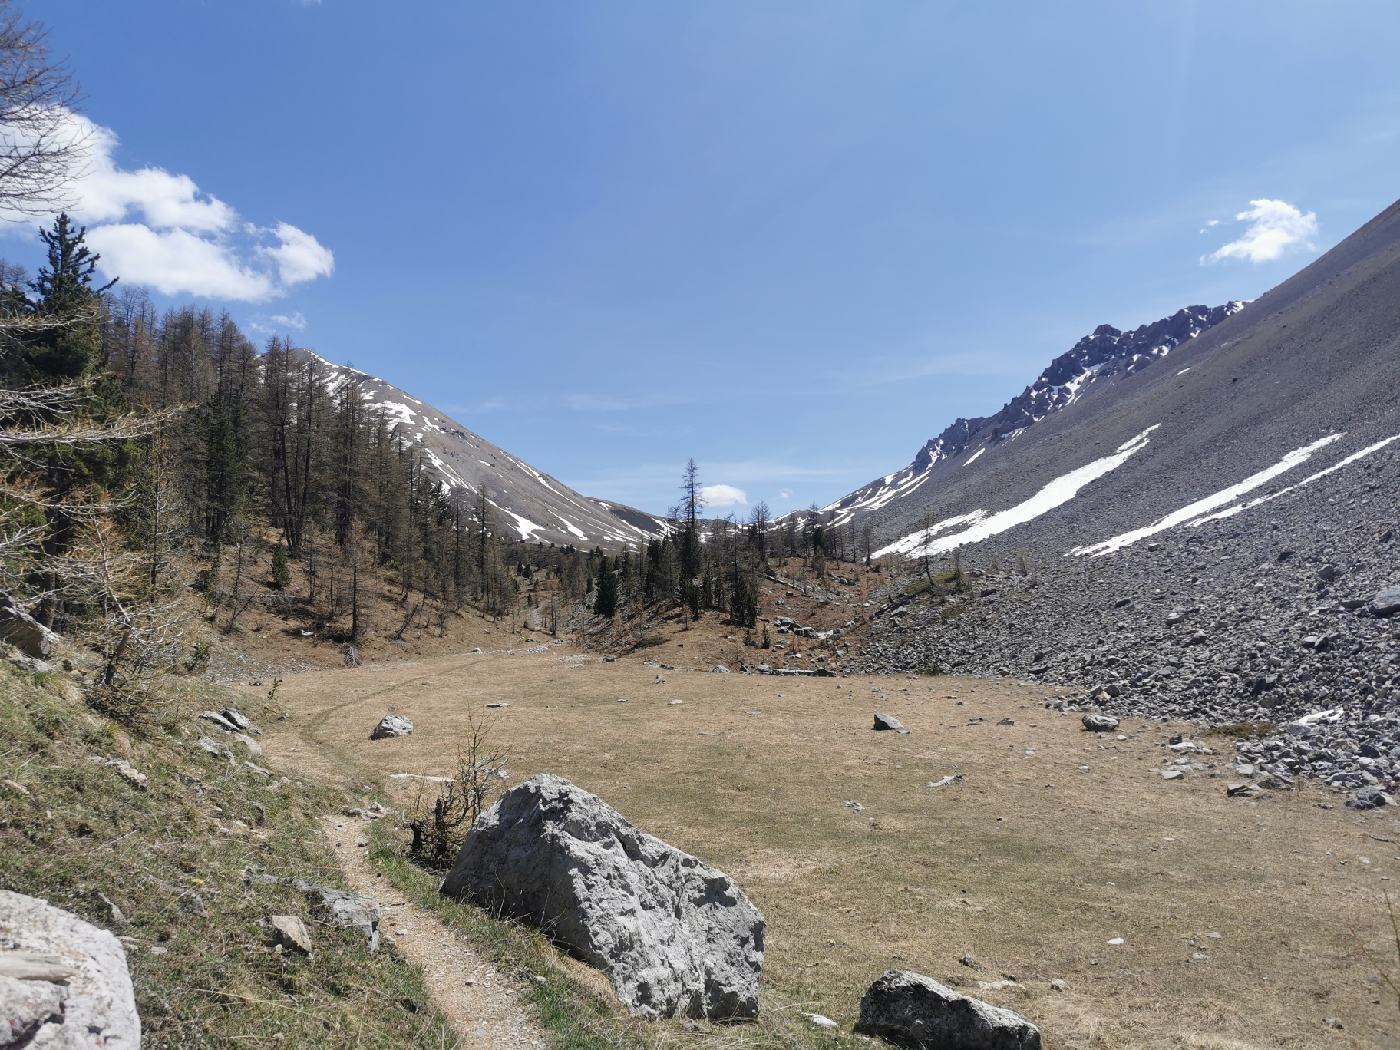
[260,644,1400,1049]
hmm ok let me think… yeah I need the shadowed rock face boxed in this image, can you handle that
[441,774,764,1020]
[856,969,1041,1050]
[0,890,141,1048]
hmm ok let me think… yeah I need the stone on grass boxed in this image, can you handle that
[0,890,140,1048]
[440,773,764,1020]
[1081,713,1119,732]
[369,714,414,740]
[873,711,909,734]
[296,882,381,951]
[856,970,1040,1049]
[0,594,59,659]
[262,914,313,955]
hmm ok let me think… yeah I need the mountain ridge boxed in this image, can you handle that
[292,349,669,550]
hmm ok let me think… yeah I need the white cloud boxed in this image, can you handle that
[778,488,794,500]
[250,310,308,335]
[261,222,334,285]
[86,225,275,299]
[269,311,306,330]
[0,108,333,301]
[1203,199,1317,264]
[700,483,748,508]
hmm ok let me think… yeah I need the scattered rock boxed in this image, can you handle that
[1226,783,1261,798]
[855,969,1041,1049]
[1346,787,1392,811]
[0,890,140,1048]
[803,1011,839,1029]
[1081,713,1120,732]
[220,707,258,734]
[440,774,764,1020]
[1369,584,1400,618]
[262,914,313,955]
[873,711,909,734]
[89,757,147,791]
[297,882,381,952]
[928,775,964,789]
[369,714,414,740]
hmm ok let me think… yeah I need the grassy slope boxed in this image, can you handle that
[0,666,459,1049]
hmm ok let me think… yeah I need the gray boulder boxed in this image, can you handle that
[1081,712,1120,732]
[1369,585,1400,618]
[0,890,140,1048]
[856,970,1041,1049]
[441,774,764,1020]
[0,595,59,660]
[873,711,909,734]
[369,714,413,740]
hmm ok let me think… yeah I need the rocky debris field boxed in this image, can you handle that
[854,442,1400,809]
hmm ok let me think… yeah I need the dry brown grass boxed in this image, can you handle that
[261,647,1400,1049]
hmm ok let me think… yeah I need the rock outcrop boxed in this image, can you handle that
[441,774,764,1020]
[856,969,1041,1050]
[0,890,141,1048]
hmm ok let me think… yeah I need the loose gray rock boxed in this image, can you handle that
[219,707,258,735]
[0,890,140,1048]
[1369,584,1400,617]
[0,594,59,659]
[873,711,910,734]
[441,773,764,1020]
[1081,713,1120,732]
[262,914,313,955]
[296,882,381,952]
[1346,787,1392,811]
[856,969,1041,1049]
[369,714,413,740]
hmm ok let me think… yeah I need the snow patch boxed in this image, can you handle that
[875,425,1159,559]
[1072,433,1344,557]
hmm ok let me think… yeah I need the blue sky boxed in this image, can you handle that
[7,1,1400,515]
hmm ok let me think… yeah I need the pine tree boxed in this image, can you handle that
[26,213,114,382]
[594,555,618,618]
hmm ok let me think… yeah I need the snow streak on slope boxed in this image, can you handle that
[1187,432,1400,526]
[874,425,1160,559]
[1072,433,1345,557]
[807,302,1244,532]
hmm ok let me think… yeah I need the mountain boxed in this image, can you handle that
[299,352,669,549]
[842,199,1400,807]
[813,301,1246,533]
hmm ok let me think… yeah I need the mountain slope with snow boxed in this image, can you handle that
[299,352,668,549]
[811,302,1245,532]
[848,199,1400,805]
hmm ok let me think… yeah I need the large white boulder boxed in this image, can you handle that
[0,890,140,1048]
[441,774,764,1020]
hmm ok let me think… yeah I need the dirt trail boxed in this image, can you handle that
[320,814,546,1050]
